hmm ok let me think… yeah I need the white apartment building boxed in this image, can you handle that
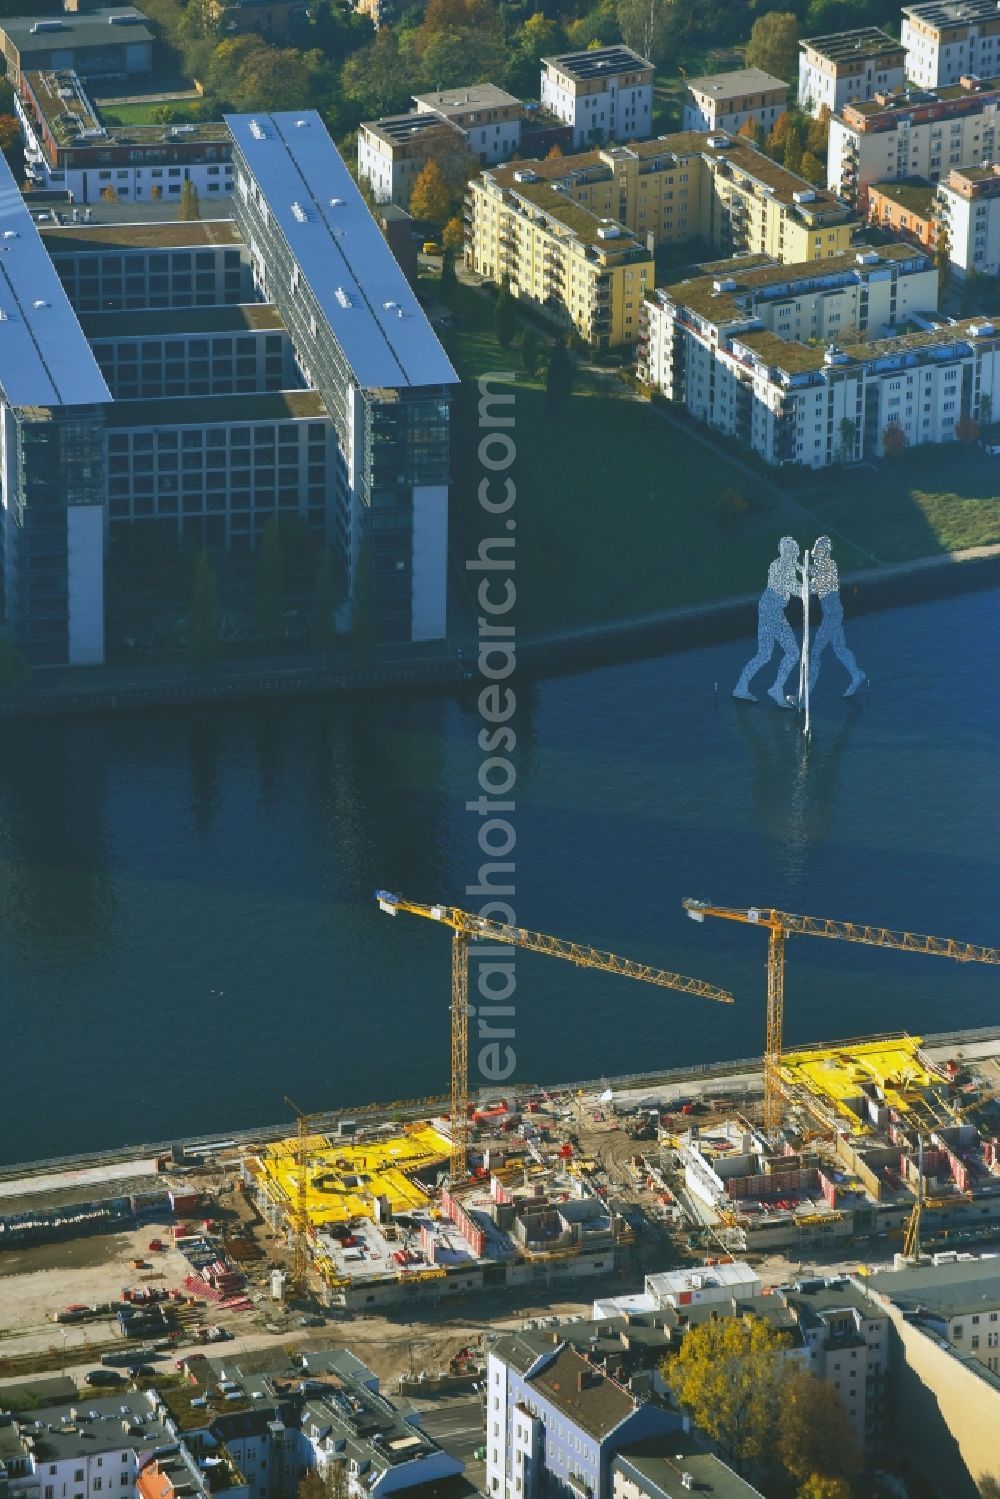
[902,0,1000,89]
[937,161,1000,275]
[540,46,653,148]
[412,84,521,164]
[798,28,906,116]
[356,113,470,207]
[638,247,993,468]
[682,67,788,134]
[827,76,1000,204]
[787,1281,891,1449]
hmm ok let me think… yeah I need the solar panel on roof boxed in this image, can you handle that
[226,112,458,392]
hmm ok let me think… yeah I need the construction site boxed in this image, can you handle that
[3,896,1000,1383]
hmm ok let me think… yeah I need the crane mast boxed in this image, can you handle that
[377,892,734,1180]
[684,900,1000,1134]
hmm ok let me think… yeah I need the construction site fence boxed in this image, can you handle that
[5,1025,1000,1184]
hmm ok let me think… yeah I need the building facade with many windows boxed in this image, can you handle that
[827,74,1000,205]
[228,111,457,643]
[798,28,906,116]
[540,47,654,148]
[637,247,989,469]
[902,0,1000,89]
[16,68,233,204]
[467,133,857,346]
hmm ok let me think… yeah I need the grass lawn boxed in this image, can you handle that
[435,278,821,636]
[97,101,187,124]
[797,449,1000,564]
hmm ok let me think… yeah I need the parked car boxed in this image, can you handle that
[85,1370,123,1387]
[421,240,442,256]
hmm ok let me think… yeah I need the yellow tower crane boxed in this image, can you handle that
[903,1084,1000,1260]
[375,891,735,1180]
[283,1095,313,1301]
[683,900,1000,1134]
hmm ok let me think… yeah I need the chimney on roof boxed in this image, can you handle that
[577,1371,587,1392]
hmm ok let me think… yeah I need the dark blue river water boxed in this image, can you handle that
[1,589,998,1167]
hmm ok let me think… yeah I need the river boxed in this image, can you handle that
[1,588,997,1167]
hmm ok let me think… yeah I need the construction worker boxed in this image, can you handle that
[733,536,801,708]
[807,536,866,698]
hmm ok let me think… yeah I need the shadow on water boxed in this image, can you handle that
[0,720,114,952]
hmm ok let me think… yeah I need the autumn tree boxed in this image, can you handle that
[806,104,832,157]
[798,1479,852,1499]
[800,150,824,185]
[746,12,800,81]
[0,113,22,176]
[546,143,564,159]
[442,215,464,252]
[737,117,766,150]
[340,29,411,119]
[784,129,804,175]
[297,1473,327,1499]
[934,219,950,288]
[100,184,119,202]
[179,179,201,221]
[777,1372,862,1487]
[661,1315,793,1473]
[881,421,907,456]
[768,112,793,154]
[409,159,451,227]
[955,412,981,444]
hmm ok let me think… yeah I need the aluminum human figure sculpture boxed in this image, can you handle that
[807,536,866,698]
[733,536,801,708]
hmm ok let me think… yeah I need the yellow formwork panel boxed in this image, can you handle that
[779,1037,933,1133]
[257,1123,451,1228]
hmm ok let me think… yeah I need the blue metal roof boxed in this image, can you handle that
[0,157,110,409]
[226,111,458,392]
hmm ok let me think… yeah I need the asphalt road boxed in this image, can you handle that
[414,1395,487,1487]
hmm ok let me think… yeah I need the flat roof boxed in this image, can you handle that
[614,1434,765,1499]
[4,1395,165,1461]
[23,69,229,150]
[801,27,904,62]
[106,389,326,427]
[1,9,154,55]
[413,84,520,116]
[686,67,789,99]
[662,246,929,322]
[227,111,457,391]
[543,46,652,82]
[864,1256,1000,1316]
[902,0,1000,24]
[869,177,938,217]
[362,112,464,147]
[0,152,110,407]
[41,219,242,253]
[80,303,284,338]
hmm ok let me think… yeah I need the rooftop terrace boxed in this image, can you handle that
[22,70,229,151]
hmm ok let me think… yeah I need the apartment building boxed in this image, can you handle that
[413,85,522,163]
[486,1334,680,1499]
[827,73,1000,205]
[798,28,906,116]
[682,67,789,135]
[0,8,153,88]
[467,132,857,347]
[638,247,988,469]
[357,113,471,209]
[612,1435,764,1499]
[867,178,938,246]
[936,160,1000,274]
[784,1279,890,1449]
[902,0,1000,89]
[857,1258,1000,1497]
[16,69,233,204]
[540,46,654,148]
